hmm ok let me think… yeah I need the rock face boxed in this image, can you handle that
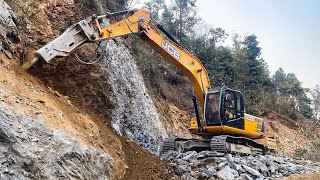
[161,150,320,180]
[0,0,19,57]
[99,39,168,154]
[0,103,114,179]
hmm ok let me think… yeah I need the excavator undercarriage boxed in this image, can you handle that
[161,134,276,156]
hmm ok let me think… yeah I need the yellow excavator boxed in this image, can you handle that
[28,9,276,155]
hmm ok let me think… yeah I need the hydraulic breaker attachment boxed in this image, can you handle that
[27,9,139,69]
[33,18,97,65]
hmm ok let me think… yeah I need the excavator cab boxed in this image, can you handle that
[187,86,269,154]
[204,87,245,129]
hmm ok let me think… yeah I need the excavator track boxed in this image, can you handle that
[160,136,265,155]
[210,135,265,155]
[160,139,175,155]
[210,136,228,153]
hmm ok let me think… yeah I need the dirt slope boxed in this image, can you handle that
[1,0,171,178]
[1,56,171,179]
[264,112,314,157]
[1,59,128,176]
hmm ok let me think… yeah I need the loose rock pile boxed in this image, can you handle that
[161,150,319,180]
[0,103,115,179]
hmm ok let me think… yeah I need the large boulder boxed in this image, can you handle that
[217,165,239,180]
[242,165,261,177]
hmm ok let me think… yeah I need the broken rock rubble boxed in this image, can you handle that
[161,150,320,180]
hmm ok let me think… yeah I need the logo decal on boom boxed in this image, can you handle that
[161,40,180,60]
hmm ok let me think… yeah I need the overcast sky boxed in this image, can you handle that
[134,0,320,88]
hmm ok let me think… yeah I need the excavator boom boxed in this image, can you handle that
[32,9,210,130]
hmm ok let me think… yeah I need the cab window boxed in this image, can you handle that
[225,92,236,119]
[205,92,221,124]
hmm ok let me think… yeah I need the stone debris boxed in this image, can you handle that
[242,165,261,177]
[0,104,115,179]
[217,165,239,180]
[161,150,320,179]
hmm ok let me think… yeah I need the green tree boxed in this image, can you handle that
[243,34,261,60]
[273,68,286,86]
[298,92,313,118]
[144,0,166,21]
[200,46,236,87]
[286,73,303,97]
[160,5,176,35]
[192,27,228,56]
[173,0,198,43]
[273,69,303,98]
[208,27,228,46]
[232,33,242,52]
[235,34,272,113]
[271,68,310,119]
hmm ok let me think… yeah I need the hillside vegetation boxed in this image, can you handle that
[143,0,319,120]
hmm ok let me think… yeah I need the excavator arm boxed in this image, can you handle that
[32,9,210,129]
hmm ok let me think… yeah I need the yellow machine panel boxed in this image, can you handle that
[244,114,264,136]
